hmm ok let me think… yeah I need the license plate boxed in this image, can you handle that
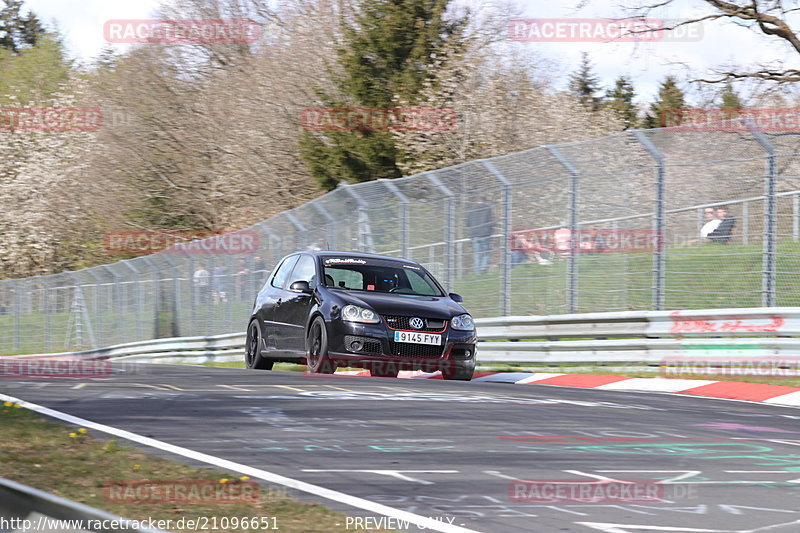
[394,331,442,345]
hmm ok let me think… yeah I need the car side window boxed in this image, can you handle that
[271,255,299,289]
[290,255,316,285]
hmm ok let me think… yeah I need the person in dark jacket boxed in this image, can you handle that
[467,198,495,274]
[708,206,736,244]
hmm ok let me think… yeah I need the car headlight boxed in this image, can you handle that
[341,304,380,324]
[450,313,474,330]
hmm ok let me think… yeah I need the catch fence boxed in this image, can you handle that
[4,119,800,354]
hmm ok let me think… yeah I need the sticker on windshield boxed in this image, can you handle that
[325,258,367,265]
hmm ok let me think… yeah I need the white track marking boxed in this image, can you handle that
[0,392,480,533]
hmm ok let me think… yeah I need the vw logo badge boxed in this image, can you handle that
[409,317,424,330]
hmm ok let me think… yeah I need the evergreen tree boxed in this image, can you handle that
[644,75,686,128]
[300,0,467,190]
[0,0,44,53]
[719,82,744,110]
[0,32,71,105]
[569,52,602,111]
[603,75,637,129]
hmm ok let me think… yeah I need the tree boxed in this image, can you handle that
[644,76,686,128]
[569,52,602,111]
[0,32,71,105]
[300,0,468,190]
[720,82,744,109]
[610,1,800,86]
[0,0,44,53]
[603,75,637,129]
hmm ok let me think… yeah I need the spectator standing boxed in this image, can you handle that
[192,265,210,305]
[708,206,736,244]
[700,208,721,241]
[212,265,229,304]
[466,198,495,275]
[554,223,572,258]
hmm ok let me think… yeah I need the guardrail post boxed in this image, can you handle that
[633,131,666,310]
[751,130,778,307]
[311,201,337,250]
[425,172,455,291]
[479,161,511,316]
[379,179,409,258]
[544,146,580,314]
[339,183,375,253]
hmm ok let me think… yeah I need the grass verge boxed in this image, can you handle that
[0,402,394,533]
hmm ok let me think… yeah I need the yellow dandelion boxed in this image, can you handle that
[69,433,78,438]
[219,478,229,484]
[239,476,250,481]
[78,428,87,434]
[133,464,141,470]
[3,402,12,407]
[13,404,22,408]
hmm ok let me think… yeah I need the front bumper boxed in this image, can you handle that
[325,318,476,371]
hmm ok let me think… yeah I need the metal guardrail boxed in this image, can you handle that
[0,477,169,533]
[7,308,800,366]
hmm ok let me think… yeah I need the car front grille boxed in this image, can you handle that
[382,315,447,332]
[390,342,444,358]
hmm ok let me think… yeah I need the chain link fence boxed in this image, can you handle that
[4,120,800,354]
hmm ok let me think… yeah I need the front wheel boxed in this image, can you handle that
[245,320,274,370]
[306,317,336,374]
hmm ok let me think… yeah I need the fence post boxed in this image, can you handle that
[340,183,374,253]
[83,269,104,347]
[11,280,20,353]
[751,130,777,307]
[141,257,160,339]
[479,160,511,316]
[256,222,283,264]
[425,172,455,291]
[794,194,799,242]
[311,202,337,250]
[545,146,580,314]
[742,201,750,245]
[633,131,666,310]
[162,254,181,338]
[121,259,143,341]
[380,179,409,258]
[284,211,307,249]
[102,265,124,345]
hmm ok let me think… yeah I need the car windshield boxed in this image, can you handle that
[321,257,444,296]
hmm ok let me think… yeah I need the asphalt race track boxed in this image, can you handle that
[3,364,800,533]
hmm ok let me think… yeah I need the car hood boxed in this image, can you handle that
[330,290,466,319]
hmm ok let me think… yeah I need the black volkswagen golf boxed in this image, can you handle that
[245,251,476,380]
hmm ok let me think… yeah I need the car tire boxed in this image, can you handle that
[441,362,474,381]
[369,363,399,378]
[245,320,274,370]
[306,316,336,374]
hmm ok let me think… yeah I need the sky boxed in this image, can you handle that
[20,0,800,106]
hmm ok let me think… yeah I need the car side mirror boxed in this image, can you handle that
[449,292,463,303]
[290,281,313,294]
